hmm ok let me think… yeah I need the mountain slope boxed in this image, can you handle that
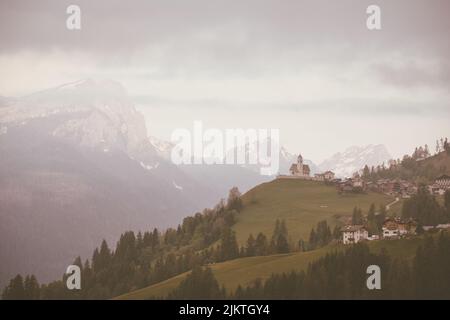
[0,80,218,286]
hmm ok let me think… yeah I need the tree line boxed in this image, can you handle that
[362,138,450,183]
[2,211,340,299]
[402,187,450,226]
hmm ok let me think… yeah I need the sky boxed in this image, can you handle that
[0,0,449,163]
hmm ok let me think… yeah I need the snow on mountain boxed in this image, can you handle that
[148,136,174,159]
[318,144,392,178]
[140,161,159,171]
[0,79,148,154]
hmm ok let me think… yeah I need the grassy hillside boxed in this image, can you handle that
[116,178,404,300]
[116,245,336,299]
[116,237,424,300]
[233,178,397,245]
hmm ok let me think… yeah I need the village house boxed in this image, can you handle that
[341,225,368,244]
[381,180,400,195]
[352,178,364,189]
[367,178,417,197]
[336,177,366,193]
[341,217,420,244]
[435,174,450,189]
[314,170,335,182]
[400,181,417,198]
[337,179,354,192]
[323,170,335,181]
[382,220,399,238]
[397,221,410,236]
[428,184,446,196]
[314,173,325,181]
[382,218,417,238]
[429,174,450,195]
[289,154,311,178]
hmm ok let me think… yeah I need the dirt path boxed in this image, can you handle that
[386,197,400,211]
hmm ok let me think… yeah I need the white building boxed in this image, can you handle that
[341,225,368,244]
[428,183,446,196]
[382,219,400,238]
[383,227,399,238]
[323,171,335,181]
[314,171,335,182]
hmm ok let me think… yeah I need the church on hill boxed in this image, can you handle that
[289,154,311,177]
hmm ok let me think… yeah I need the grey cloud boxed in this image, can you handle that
[371,61,450,90]
[135,93,450,117]
[2,0,450,93]
[1,0,449,56]
[1,0,449,120]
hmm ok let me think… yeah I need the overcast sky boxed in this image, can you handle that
[1,0,449,162]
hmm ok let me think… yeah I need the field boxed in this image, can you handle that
[234,178,399,245]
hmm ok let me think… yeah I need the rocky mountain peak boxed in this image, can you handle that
[1,79,148,153]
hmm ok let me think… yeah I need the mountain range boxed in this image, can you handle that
[0,79,228,286]
[318,144,392,178]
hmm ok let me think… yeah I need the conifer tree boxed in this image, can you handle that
[168,265,223,299]
[219,228,239,261]
[254,232,268,256]
[2,274,25,300]
[245,234,256,256]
